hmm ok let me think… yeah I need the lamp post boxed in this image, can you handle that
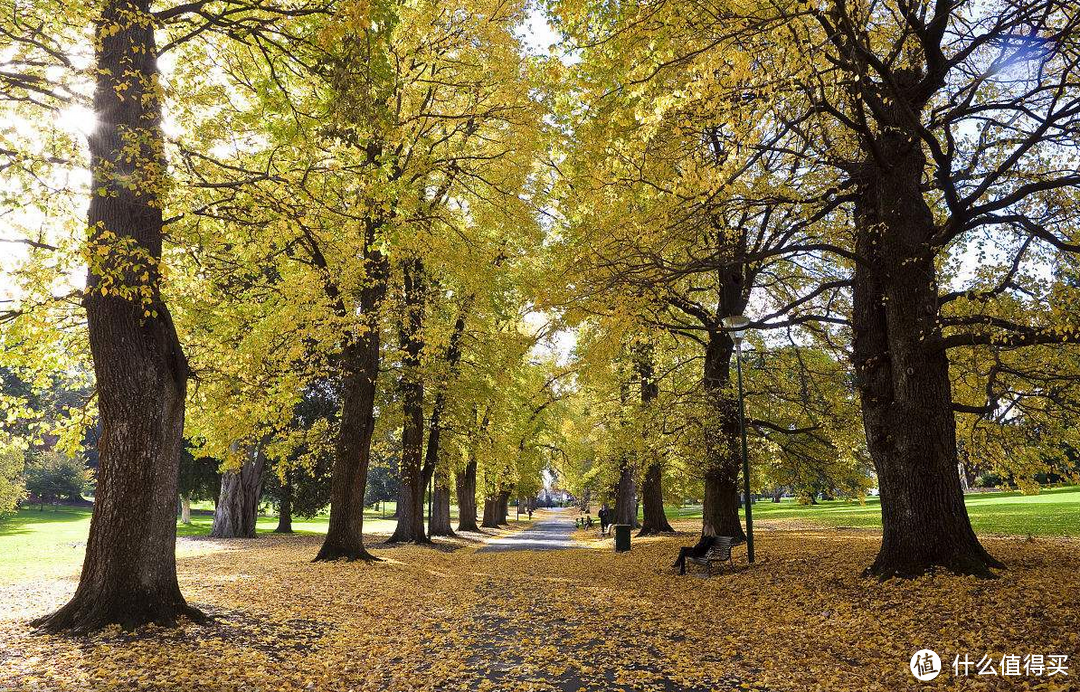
[722,315,754,564]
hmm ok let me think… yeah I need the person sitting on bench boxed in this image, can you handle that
[672,534,717,575]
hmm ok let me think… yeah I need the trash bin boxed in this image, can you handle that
[613,524,631,552]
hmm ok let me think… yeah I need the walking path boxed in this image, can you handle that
[477,508,578,552]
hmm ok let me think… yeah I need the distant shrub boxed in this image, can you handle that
[976,472,1004,489]
[23,450,92,508]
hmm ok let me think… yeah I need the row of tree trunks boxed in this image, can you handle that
[423,300,470,538]
[210,442,267,539]
[33,0,203,633]
[851,106,1001,579]
[314,218,390,562]
[390,258,429,544]
[701,332,746,540]
[456,458,480,532]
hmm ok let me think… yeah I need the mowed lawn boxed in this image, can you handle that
[0,502,492,584]
[2,487,1078,584]
[737,485,1080,536]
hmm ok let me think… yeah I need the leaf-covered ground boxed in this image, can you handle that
[1,515,1077,691]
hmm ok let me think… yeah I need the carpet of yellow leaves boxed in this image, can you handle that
[1,516,1077,691]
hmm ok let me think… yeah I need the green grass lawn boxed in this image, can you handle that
[2,487,1077,585]
[0,501,504,583]
[658,484,1080,536]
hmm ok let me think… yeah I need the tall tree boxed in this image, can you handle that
[32,0,203,632]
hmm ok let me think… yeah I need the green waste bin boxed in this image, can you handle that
[613,524,631,552]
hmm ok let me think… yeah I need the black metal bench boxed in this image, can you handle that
[685,536,738,575]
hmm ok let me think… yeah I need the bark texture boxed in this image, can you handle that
[635,349,673,535]
[429,481,454,536]
[700,332,745,540]
[852,84,1000,578]
[456,458,480,532]
[497,490,511,525]
[481,492,501,529]
[638,463,672,535]
[613,461,638,527]
[314,219,389,562]
[33,0,202,632]
[389,259,429,544]
[210,443,266,539]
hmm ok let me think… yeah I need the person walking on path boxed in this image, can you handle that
[598,505,610,535]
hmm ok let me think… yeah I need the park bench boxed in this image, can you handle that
[685,536,739,576]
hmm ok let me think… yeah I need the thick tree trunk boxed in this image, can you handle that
[456,458,480,532]
[314,227,389,561]
[180,494,192,525]
[635,348,672,535]
[613,461,638,527]
[853,118,1001,578]
[210,443,266,539]
[390,259,428,544]
[638,463,672,535]
[700,333,745,540]
[497,489,511,525]
[481,494,501,528]
[275,478,293,534]
[429,481,454,537]
[32,0,202,632]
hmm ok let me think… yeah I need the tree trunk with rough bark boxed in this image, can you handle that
[613,461,638,527]
[390,259,428,544]
[638,463,671,535]
[481,493,501,528]
[635,348,672,535]
[429,481,454,536]
[314,224,389,562]
[210,443,266,539]
[700,333,745,540]
[456,458,479,532]
[497,489,511,525]
[32,0,203,633]
[852,106,1001,578]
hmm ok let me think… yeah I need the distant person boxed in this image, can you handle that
[527,507,533,520]
[584,514,594,529]
[672,534,717,575]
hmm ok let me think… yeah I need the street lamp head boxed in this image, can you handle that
[721,315,751,343]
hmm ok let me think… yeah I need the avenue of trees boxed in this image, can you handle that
[1,0,1078,632]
